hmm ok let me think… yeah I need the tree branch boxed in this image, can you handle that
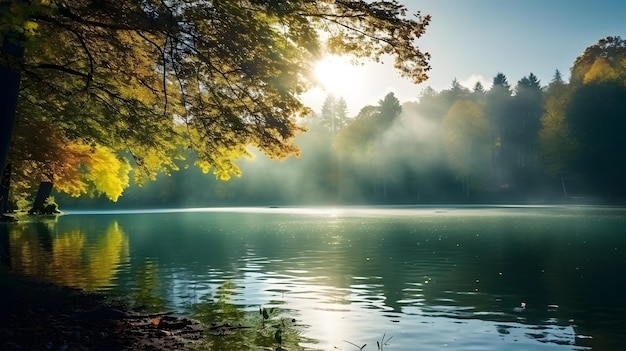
[137,30,169,115]
[30,63,91,80]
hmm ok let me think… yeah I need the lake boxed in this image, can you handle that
[2,205,626,350]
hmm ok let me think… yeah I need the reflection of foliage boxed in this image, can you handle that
[191,281,305,350]
[9,220,129,290]
[85,221,129,289]
[132,259,166,313]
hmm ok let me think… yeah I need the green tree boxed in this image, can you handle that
[414,86,448,122]
[319,94,348,133]
[511,73,543,169]
[539,69,576,197]
[473,81,486,94]
[334,105,378,159]
[443,100,493,199]
[441,78,470,102]
[486,73,512,187]
[1,0,431,209]
[496,72,543,193]
[565,37,626,197]
[335,93,402,160]
[334,92,403,199]
[566,81,626,197]
[378,92,402,120]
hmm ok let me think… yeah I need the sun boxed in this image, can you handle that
[313,55,363,96]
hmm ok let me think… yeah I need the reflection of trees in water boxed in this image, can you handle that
[191,280,310,350]
[7,220,129,290]
[8,211,621,348]
[132,259,167,312]
[0,223,11,266]
[33,221,53,251]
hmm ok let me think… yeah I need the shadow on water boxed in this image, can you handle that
[2,206,626,350]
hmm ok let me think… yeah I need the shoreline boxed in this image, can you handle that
[0,270,206,350]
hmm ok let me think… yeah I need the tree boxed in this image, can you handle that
[566,81,626,197]
[570,36,626,85]
[565,37,626,197]
[500,73,543,192]
[9,116,131,201]
[1,0,431,207]
[551,69,565,85]
[377,92,402,126]
[492,73,511,91]
[473,81,486,94]
[441,78,470,102]
[334,106,380,161]
[334,92,403,199]
[511,73,543,167]
[583,57,619,83]
[539,70,576,197]
[486,73,512,186]
[319,94,348,133]
[443,100,493,199]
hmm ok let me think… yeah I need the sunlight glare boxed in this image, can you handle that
[313,55,363,96]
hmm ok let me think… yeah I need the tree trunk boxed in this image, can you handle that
[0,164,11,218]
[29,182,54,214]
[0,34,24,217]
[0,64,19,177]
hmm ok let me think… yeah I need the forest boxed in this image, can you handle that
[57,36,626,208]
[1,1,624,210]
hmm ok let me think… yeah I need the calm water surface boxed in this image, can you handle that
[2,206,626,350]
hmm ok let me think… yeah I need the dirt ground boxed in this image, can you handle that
[0,271,207,350]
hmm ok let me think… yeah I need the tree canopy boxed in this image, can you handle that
[1,0,431,202]
[54,36,626,207]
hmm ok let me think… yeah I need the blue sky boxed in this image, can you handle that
[303,0,626,115]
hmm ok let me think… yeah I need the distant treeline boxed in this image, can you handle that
[59,36,626,208]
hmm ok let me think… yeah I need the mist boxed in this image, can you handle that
[57,70,626,209]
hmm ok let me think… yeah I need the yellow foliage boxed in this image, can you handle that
[83,146,131,202]
[194,147,245,181]
[539,100,577,176]
[23,20,39,33]
[188,127,248,180]
[195,160,212,174]
[583,58,619,83]
[54,144,131,202]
